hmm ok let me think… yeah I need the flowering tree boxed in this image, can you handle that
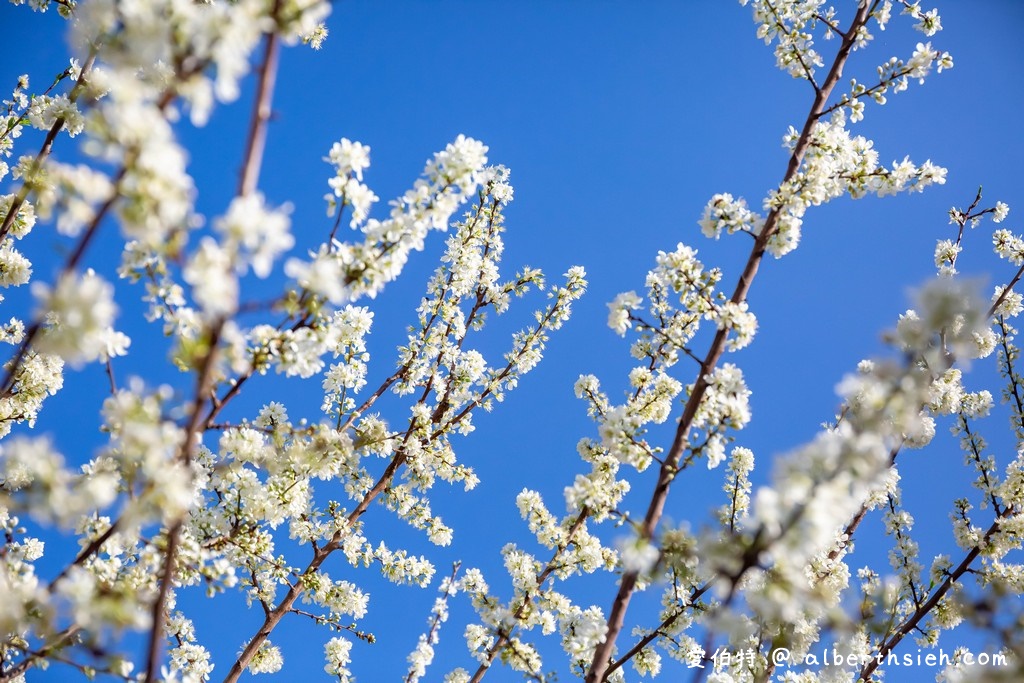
[0,1,1022,682]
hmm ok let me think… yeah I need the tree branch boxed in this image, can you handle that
[585,6,874,680]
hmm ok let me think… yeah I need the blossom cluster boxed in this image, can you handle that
[0,0,590,674]
[439,5,1022,683]
[1,1,1021,683]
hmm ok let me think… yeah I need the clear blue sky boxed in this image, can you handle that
[2,1,1023,681]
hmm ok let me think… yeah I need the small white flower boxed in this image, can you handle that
[993,201,1010,223]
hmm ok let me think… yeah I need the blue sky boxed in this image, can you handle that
[2,1,1024,681]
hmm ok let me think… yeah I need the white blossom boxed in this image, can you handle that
[33,269,119,365]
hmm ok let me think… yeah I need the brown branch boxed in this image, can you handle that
[141,20,282,666]
[143,519,183,683]
[585,6,874,681]
[4,19,287,680]
[858,516,1004,680]
[145,13,283,672]
[143,322,223,683]
[238,19,281,198]
[223,546,331,683]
